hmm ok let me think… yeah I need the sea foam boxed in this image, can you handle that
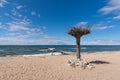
[22,52,62,57]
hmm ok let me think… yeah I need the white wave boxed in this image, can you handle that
[52,52,61,55]
[48,48,55,50]
[38,48,56,52]
[22,52,61,57]
[71,47,87,50]
[38,49,48,52]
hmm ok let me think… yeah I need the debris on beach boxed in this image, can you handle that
[67,59,95,69]
[61,51,74,55]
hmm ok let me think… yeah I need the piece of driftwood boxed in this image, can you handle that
[61,51,70,55]
[48,48,57,55]
[67,59,95,69]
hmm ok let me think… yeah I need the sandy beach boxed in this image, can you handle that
[0,51,120,80]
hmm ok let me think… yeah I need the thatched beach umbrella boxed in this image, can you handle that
[68,26,90,60]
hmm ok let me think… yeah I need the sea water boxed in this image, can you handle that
[0,45,120,57]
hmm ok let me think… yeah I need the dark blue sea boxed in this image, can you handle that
[0,45,120,57]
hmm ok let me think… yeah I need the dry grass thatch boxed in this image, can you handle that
[68,26,90,37]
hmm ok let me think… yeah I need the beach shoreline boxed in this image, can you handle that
[0,50,120,58]
[0,51,120,80]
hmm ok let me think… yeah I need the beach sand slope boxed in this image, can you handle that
[0,51,120,80]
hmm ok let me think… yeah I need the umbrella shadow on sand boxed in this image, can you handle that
[89,60,110,64]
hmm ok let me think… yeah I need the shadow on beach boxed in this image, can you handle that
[89,60,110,64]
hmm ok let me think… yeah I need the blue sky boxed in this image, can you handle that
[0,0,120,45]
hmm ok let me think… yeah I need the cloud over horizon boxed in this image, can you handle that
[81,40,120,45]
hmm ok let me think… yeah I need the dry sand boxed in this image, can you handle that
[0,51,120,80]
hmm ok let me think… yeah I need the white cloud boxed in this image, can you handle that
[6,20,30,31]
[0,37,32,45]
[31,11,36,16]
[0,35,73,45]
[18,14,22,17]
[12,8,19,16]
[11,8,23,18]
[75,21,114,30]
[76,22,88,26]
[4,13,9,16]
[31,11,41,18]
[16,5,23,10]
[81,40,120,45]
[94,26,114,30]
[113,15,120,19]
[0,19,73,45]
[0,36,120,45]
[73,21,114,31]
[99,0,120,15]
[0,0,8,8]
[42,35,56,39]
[92,22,114,30]
[0,17,43,39]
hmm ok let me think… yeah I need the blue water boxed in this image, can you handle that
[0,45,120,57]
